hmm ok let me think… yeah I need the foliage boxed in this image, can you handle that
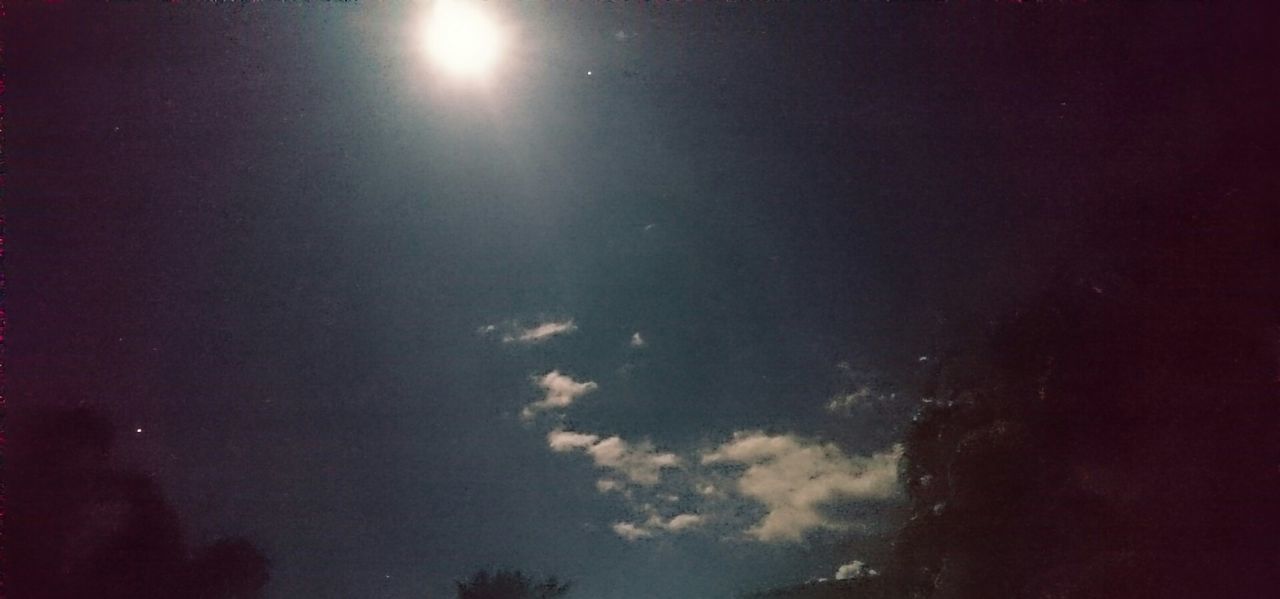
[7,407,272,599]
[890,171,1278,598]
[456,569,572,599]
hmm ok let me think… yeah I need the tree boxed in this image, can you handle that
[889,157,1278,598]
[455,569,572,599]
[7,406,272,599]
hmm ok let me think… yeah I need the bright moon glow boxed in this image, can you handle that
[424,1,505,78]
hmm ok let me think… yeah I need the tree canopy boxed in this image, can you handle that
[889,155,1278,597]
[455,569,572,599]
[7,407,271,599]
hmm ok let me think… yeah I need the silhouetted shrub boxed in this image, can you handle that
[456,569,572,599]
[8,407,271,599]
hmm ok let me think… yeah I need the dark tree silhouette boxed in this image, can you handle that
[455,569,572,599]
[7,407,271,599]
[187,538,273,599]
[889,151,1278,598]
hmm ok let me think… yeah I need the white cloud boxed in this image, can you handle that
[548,430,600,451]
[835,561,878,580]
[523,371,598,419]
[547,430,680,485]
[479,319,577,345]
[506,319,577,344]
[659,513,706,531]
[702,432,902,542]
[590,437,681,485]
[610,513,705,541]
[611,522,652,541]
[629,332,646,348]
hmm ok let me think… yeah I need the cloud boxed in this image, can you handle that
[547,430,680,485]
[507,319,577,344]
[629,332,646,348]
[479,319,577,345]
[611,522,652,541]
[655,513,706,531]
[548,430,600,451]
[835,561,878,580]
[523,371,598,419]
[825,387,875,413]
[596,479,625,494]
[702,432,902,542]
[826,364,897,415]
[611,513,705,541]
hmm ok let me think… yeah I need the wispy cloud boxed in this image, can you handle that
[523,371,598,419]
[650,513,705,532]
[508,320,577,344]
[826,364,898,415]
[547,430,680,485]
[703,432,902,542]
[611,522,652,541]
[479,319,578,345]
[825,387,877,413]
[629,332,646,348]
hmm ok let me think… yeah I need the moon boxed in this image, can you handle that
[423,0,506,79]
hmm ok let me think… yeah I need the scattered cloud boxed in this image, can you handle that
[479,319,578,345]
[826,386,882,413]
[826,364,898,415]
[523,371,598,419]
[548,430,600,451]
[547,430,680,485]
[611,522,652,541]
[653,513,706,532]
[702,432,902,542]
[629,332,646,348]
[835,560,878,580]
[509,320,577,344]
[610,513,705,541]
[596,479,625,494]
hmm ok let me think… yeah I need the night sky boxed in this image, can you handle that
[8,3,1276,599]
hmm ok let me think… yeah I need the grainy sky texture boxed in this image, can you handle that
[8,3,1275,599]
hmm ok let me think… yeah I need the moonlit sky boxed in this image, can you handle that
[9,3,1271,598]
